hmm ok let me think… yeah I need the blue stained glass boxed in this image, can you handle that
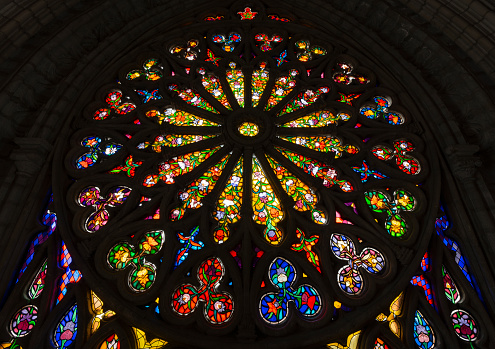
[136,89,162,103]
[413,310,435,349]
[174,226,204,268]
[53,304,77,349]
[351,160,387,182]
[259,257,321,324]
[435,206,480,300]
[16,204,57,283]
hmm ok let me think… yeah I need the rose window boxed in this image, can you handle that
[61,7,436,347]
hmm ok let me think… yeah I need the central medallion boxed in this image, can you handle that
[238,122,259,136]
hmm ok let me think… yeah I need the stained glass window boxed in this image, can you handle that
[1,2,493,349]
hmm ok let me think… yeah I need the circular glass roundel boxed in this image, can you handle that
[61,7,435,348]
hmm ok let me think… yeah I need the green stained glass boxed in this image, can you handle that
[279,135,359,157]
[213,159,243,244]
[138,134,217,152]
[364,189,416,237]
[126,58,162,81]
[282,110,351,128]
[170,154,231,220]
[266,155,326,224]
[201,74,232,110]
[146,108,219,126]
[238,122,259,136]
[291,228,321,272]
[252,156,284,245]
[251,62,269,107]
[277,87,329,116]
[265,70,299,111]
[143,147,221,187]
[107,231,164,292]
[169,84,219,113]
[276,147,353,192]
[226,63,245,107]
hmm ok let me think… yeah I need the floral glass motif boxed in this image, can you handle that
[359,96,404,125]
[277,87,329,116]
[94,90,136,120]
[226,62,244,106]
[294,40,327,61]
[143,147,221,187]
[281,109,350,128]
[99,334,120,349]
[442,266,461,304]
[266,155,327,224]
[107,231,164,292]
[451,309,478,343]
[126,58,162,80]
[27,260,47,299]
[413,310,435,349]
[279,135,359,157]
[364,189,416,237]
[53,304,77,349]
[175,226,204,267]
[171,257,233,324]
[259,257,321,324]
[213,159,243,243]
[255,33,283,52]
[170,39,200,60]
[75,136,121,169]
[9,305,38,338]
[252,156,284,244]
[146,108,219,126]
[170,154,230,220]
[62,11,443,346]
[330,233,385,295]
[78,186,131,232]
[372,139,421,175]
[138,134,217,152]
[376,292,404,337]
[332,62,369,85]
[201,72,232,110]
[212,32,241,52]
[276,147,354,192]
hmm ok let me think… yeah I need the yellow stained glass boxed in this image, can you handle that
[238,122,259,136]
[327,331,361,349]
[133,327,167,348]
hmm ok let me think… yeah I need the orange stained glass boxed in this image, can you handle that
[146,108,219,126]
[142,146,221,187]
[170,154,231,220]
[226,62,245,107]
[201,73,232,110]
[265,70,299,111]
[252,156,284,245]
[266,155,326,224]
[238,122,259,136]
[213,159,243,243]
[251,62,269,107]
[282,110,351,128]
